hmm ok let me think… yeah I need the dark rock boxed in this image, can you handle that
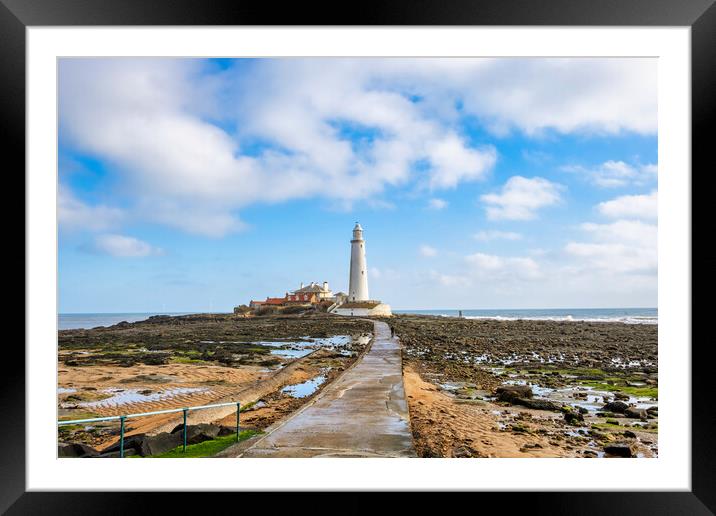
[452,446,473,458]
[602,401,629,414]
[217,425,237,437]
[624,407,648,420]
[514,398,562,411]
[646,406,658,416]
[102,434,147,454]
[58,442,100,458]
[613,392,630,401]
[597,411,618,418]
[99,448,139,458]
[138,432,183,456]
[169,423,221,445]
[495,385,533,402]
[564,411,585,426]
[604,442,636,458]
[623,430,637,438]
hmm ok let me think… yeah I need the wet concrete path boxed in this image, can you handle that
[239,320,416,457]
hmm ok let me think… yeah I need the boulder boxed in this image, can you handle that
[58,442,100,458]
[170,423,221,445]
[604,442,636,458]
[624,407,648,420]
[138,432,183,456]
[563,411,585,426]
[623,430,637,438]
[102,434,147,454]
[495,385,533,402]
[514,398,562,412]
[613,392,630,401]
[602,401,629,414]
[217,425,237,437]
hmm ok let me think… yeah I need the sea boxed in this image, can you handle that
[58,312,196,330]
[59,307,657,330]
[394,308,657,325]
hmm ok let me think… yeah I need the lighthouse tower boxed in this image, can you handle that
[348,222,370,302]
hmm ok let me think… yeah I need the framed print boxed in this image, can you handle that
[5,0,715,513]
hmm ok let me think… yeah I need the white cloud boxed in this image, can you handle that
[563,160,657,188]
[88,234,163,257]
[427,198,448,210]
[419,244,438,257]
[428,270,470,287]
[597,190,657,221]
[473,230,522,241]
[59,58,656,237]
[565,219,656,274]
[466,252,542,279]
[426,133,496,188]
[58,186,123,232]
[481,176,563,221]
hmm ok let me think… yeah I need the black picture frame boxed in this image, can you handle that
[4,0,714,513]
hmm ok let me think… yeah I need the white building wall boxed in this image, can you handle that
[332,304,392,317]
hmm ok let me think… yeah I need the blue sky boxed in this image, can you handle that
[58,58,657,312]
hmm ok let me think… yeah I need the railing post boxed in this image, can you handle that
[182,408,188,452]
[119,416,126,458]
[236,402,241,442]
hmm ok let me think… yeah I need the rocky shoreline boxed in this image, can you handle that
[58,312,658,458]
[388,314,658,458]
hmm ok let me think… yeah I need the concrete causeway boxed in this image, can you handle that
[239,320,416,457]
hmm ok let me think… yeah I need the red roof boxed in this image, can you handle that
[264,297,285,306]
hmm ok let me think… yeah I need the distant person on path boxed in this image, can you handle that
[390,324,395,338]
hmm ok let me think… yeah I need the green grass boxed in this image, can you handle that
[170,356,209,364]
[239,401,257,412]
[58,411,101,422]
[578,380,658,399]
[134,430,262,458]
[592,422,658,434]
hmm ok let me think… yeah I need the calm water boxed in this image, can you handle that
[393,308,657,325]
[58,312,197,330]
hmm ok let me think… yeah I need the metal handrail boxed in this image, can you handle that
[58,400,241,457]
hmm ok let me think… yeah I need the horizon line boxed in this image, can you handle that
[59,306,658,315]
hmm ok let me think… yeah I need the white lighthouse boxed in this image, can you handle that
[330,223,391,316]
[348,223,370,302]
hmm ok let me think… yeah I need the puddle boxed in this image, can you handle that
[74,387,209,408]
[270,348,314,358]
[500,380,657,414]
[58,387,77,394]
[438,381,466,391]
[256,335,368,360]
[281,373,328,398]
[565,427,591,437]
